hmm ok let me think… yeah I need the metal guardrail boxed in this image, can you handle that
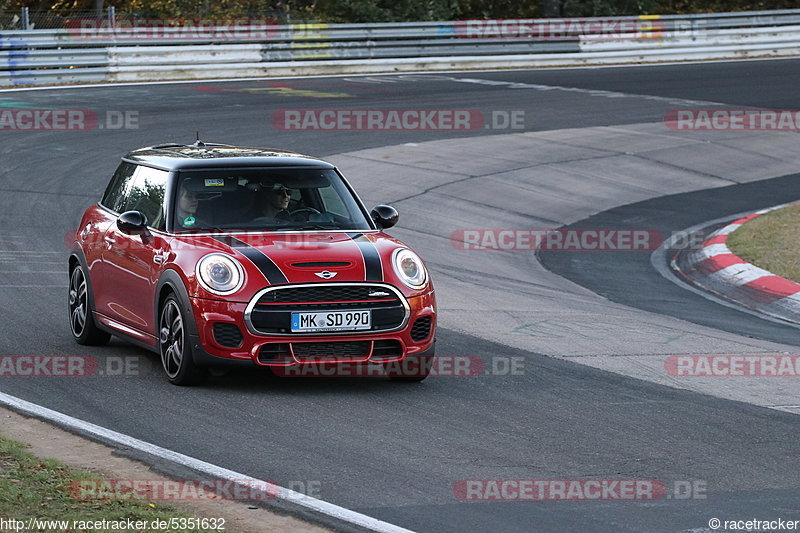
[1,9,800,86]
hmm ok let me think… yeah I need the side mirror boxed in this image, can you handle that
[371,205,399,230]
[117,210,148,234]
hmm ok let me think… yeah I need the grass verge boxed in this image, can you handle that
[0,432,221,532]
[726,204,800,283]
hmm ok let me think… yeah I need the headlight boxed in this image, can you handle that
[392,248,428,290]
[196,253,244,295]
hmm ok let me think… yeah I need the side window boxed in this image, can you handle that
[121,166,168,230]
[318,185,347,217]
[101,162,137,213]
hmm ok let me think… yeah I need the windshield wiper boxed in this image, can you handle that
[274,224,337,231]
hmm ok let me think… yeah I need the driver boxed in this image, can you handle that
[260,183,292,221]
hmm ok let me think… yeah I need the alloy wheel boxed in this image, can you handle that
[159,299,184,379]
[68,267,87,338]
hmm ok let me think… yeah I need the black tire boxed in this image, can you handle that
[68,264,111,346]
[158,295,207,386]
[390,344,434,383]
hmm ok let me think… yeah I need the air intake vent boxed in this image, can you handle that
[293,341,371,359]
[213,323,243,348]
[258,343,292,364]
[291,261,352,268]
[410,317,432,342]
[372,339,403,360]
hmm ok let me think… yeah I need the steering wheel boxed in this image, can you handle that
[289,207,321,221]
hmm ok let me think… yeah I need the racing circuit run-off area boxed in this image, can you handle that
[2,5,800,533]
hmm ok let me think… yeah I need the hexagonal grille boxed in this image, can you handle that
[410,317,432,342]
[213,323,243,348]
[258,285,399,304]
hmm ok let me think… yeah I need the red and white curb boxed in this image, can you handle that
[676,201,800,323]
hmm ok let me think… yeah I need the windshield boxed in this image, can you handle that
[171,168,373,232]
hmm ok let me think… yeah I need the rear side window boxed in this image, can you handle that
[120,166,169,230]
[101,162,137,213]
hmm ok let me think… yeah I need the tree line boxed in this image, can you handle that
[5,0,800,22]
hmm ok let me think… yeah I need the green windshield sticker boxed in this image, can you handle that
[183,216,196,226]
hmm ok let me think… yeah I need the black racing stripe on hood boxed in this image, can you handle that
[347,233,383,281]
[212,235,288,285]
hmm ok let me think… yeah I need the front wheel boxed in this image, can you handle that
[159,295,207,386]
[68,264,110,346]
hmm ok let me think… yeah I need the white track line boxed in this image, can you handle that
[0,390,415,533]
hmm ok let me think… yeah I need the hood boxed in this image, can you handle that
[205,231,391,285]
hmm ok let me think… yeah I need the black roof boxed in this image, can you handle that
[123,142,335,171]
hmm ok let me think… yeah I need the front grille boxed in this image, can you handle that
[293,341,371,360]
[213,323,243,348]
[259,285,396,304]
[410,316,432,342]
[248,284,408,335]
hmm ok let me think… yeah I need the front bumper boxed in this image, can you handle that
[188,289,436,368]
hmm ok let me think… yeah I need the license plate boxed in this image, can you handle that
[291,310,372,333]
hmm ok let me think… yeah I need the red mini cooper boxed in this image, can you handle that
[68,142,436,385]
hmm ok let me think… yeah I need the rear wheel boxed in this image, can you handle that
[159,295,207,386]
[68,264,110,346]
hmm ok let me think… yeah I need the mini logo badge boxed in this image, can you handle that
[315,270,337,280]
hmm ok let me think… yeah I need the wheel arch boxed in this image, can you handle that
[155,269,202,362]
[68,249,97,312]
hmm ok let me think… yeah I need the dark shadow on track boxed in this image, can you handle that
[539,173,800,347]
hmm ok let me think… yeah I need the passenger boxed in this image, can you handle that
[176,188,197,227]
[175,187,210,229]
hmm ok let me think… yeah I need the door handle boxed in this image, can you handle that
[104,236,116,245]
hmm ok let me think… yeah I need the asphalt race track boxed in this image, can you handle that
[2,59,800,532]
